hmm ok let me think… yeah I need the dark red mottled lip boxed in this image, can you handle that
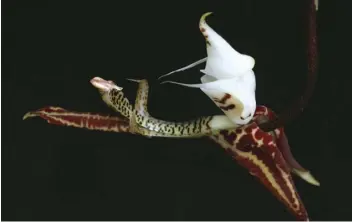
[209,105,319,221]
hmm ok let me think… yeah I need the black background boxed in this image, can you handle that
[2,0,352,220]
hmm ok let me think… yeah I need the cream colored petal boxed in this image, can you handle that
[199,12,255,78]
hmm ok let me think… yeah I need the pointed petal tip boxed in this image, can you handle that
[23,111,37,120]
[200,12,213,24]
[293,169,320,186]
[158,58,208,80]
[158,72,175,80]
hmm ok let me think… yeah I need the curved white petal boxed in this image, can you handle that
[199,12,255,79]
[159,13,257,125]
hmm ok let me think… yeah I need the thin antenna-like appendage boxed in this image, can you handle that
[158,57,207,80]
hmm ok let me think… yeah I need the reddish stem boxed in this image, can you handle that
[259,0,317,132]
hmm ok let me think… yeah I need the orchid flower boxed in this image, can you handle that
[160,12,256,126]
[23,0,318,220]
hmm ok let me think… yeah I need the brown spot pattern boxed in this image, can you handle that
[219,104,235,111]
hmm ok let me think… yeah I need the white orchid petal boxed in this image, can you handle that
[199,12,255,78]
[160,13,257,125]
[200,74,216,83]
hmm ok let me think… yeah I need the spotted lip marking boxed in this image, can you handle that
[220,104,236,111]
[214,93,232,104]
[214,94,235,111]
[199,13,212,46]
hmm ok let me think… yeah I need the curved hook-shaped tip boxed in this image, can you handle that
[23,111,37,120]
[199,12,213,43]
[292,169,320,186]
[158,72,175,80]
[200,12,213,25]
[158,74,168,80]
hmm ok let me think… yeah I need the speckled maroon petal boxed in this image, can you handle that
[23,106,130,133]
[211,107,310,221]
